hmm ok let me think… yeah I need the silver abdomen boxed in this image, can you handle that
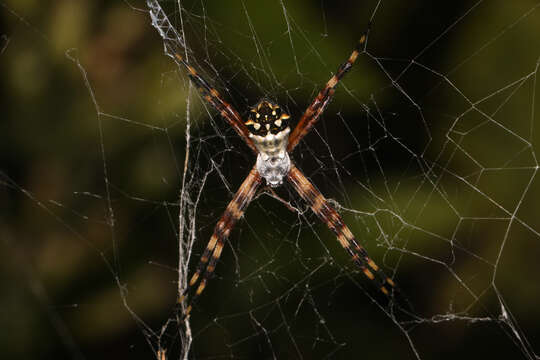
[251,127,291,187]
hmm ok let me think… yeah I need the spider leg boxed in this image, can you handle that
[179,166,262,316]
[287,29,369,152]
[287,164,396,296]
[173,53,257,153]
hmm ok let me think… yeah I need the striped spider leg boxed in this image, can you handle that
[172,53,258,153]
[180,166,262,316]
[287,29,368,152]
[287,165,396,295]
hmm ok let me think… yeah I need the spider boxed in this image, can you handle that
[172,29,396,316]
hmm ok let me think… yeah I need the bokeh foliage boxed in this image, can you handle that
[2,0,540,359]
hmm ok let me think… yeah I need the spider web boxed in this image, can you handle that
[2,0,540,359]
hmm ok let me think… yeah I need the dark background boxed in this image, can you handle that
[2,1,540,359]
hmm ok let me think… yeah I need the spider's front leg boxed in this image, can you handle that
[172,53,257,153]
[287,164,396,296]
[288,30,369,152]
[179,166,262,316]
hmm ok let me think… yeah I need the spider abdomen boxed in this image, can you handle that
[256,152,291,188]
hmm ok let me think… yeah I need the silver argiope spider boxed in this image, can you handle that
[173,29,396,316]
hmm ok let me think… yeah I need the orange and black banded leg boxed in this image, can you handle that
[287,164,396,296]
[287,30,368,152]
[173,53,257,153]
[179,166,262,316]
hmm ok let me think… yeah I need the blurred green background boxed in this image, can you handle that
[2,0,540,359]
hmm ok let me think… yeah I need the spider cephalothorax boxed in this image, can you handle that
[246,100,292,187]
[245,100,290,136]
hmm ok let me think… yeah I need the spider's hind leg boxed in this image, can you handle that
[178,166,262,316]
[287,164,398,298]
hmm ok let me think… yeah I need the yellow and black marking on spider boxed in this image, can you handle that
[170,26,398,318]
[245,100,290,136]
